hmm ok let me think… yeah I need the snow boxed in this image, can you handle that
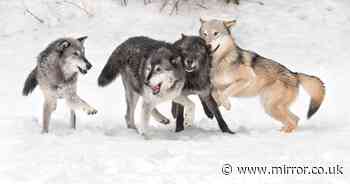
[0,0,349,183]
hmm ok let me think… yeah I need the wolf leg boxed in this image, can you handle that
[268,105,297,133]
[65,94,97,115]
[212,89,231,110]
[152,109,170,125]
[138,100,152,139]
[221,66,256,110]
[173,96,195,128]
[200,94,234,134]
[174,103,185,132]
[173,96,214,132]
[200,97,214,119]
[124,88,139,129]
[288,110,300,126]
[171,102,187,132]
[70,110,76,129]
[42,97,57,133]
[212,89,224,107]
[261,81,298,133]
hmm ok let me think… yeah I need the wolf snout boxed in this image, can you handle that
[184,59,197,72]
[86,62,92,70]
[184,59,193,66]
[83,57,92,70]
[85,60,92,70]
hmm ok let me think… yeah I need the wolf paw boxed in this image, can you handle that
[127,123,137,129]
[280,125,296,133]
[159,118,170,125]
[141,133,151,140]
[222,100,231,111]
[137,129,151,140]
[184,115,193,128]
[84,107,98,115]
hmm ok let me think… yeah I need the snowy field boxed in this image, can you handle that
[1,0,350,183]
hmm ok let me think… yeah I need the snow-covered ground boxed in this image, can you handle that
[1,0,350,183]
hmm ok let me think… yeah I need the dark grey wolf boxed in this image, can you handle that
[168,35,234,134]
[199,19,325,133]
[97,36,186,138]
[22,36,97,133]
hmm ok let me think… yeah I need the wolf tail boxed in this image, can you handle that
[98,52,122,87]
[22,67,38,96]
[297,73,325,119]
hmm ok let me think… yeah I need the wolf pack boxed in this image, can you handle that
[22,19,325,138]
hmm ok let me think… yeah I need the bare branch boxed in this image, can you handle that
[169,0,180,15]
[246,0,264,5]
[196,3,208,9]
[159,0,170,12]
[25,8,45,24]
[21,0,45,24]
[144,0,152,5]
[57,0,94,17]
[120,0,128,6]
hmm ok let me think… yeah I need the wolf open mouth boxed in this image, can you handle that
[78,67,87,74]
[184,66,196,72]
[151,83,162,95]
[212,44,220,53]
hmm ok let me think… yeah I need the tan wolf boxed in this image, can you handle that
[199,19,325,133]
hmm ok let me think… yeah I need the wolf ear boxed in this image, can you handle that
[171,56,182,66]
[56,40,71,53]
[223,20,237,28]
[181,33,187,40]
[77,36,88,44]
[200,18,207,24]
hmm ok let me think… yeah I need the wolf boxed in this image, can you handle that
[22,36,98,133]
[199,19,325,133]
[97,36,186,138]
[167,34,234,133]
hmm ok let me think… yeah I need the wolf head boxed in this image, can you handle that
[55,36,92,75]
[199,19,237,53]
[144,47,183,95]
[174,34,211,73]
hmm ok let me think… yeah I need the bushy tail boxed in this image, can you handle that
[22,67,38,96]
[97,52,122,87]
[297,73,325,119]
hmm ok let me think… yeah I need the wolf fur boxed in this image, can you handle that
[98,36,186,138]
[22,36,97,133]
[199,19,325,133]
[167,35,234,133]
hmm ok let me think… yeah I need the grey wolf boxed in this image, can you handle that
[199,19,325,133]
[22,36,97,133]
[97,36,186,138]
[168,34,234,134]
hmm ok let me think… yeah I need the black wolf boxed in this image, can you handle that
[169,35,234,134]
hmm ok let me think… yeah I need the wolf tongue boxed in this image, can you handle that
[152,84,160,92]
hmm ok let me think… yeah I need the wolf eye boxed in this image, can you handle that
[203,32,208,37]
[74,51,80,56]
[214,32,219,36]
[155,67,161,72]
